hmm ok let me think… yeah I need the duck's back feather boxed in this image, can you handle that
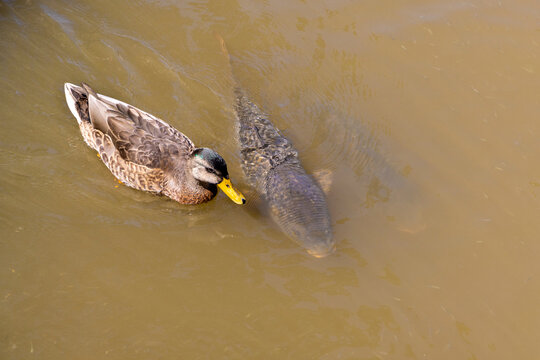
[65,83,195,170]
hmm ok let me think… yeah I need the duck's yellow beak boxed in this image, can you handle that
[218,178,246,205]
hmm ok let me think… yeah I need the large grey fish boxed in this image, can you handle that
[218,36,335,257]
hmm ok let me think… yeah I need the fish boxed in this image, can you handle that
[218,35,335,257]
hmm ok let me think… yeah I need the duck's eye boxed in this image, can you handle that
[205,167,215,174]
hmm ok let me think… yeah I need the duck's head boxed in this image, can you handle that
[190,148,246,205]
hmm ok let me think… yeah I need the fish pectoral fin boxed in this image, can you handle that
[313,169,333,194]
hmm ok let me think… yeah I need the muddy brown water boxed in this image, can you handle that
[1,0,540,359]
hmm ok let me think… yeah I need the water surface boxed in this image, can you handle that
[1,0,540,358]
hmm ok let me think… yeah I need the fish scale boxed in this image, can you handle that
[217,34,334,256]
[233,86,334,257]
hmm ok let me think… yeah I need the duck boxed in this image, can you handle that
[64,82,245,205]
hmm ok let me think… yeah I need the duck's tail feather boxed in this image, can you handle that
[81,82,98,98]
[64,82,91,124]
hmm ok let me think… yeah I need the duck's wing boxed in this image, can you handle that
[84,84,194,169]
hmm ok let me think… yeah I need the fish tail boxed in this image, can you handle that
[215,32,241,89]
[215,32,231,63]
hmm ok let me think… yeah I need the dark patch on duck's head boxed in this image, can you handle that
[192,147,229,179]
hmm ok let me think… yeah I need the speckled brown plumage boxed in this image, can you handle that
[65,83,217,204]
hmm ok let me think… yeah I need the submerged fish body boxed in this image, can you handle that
[234,88,334,257]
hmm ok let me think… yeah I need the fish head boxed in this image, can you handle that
[286,215,335,258]
[268,167,335,258]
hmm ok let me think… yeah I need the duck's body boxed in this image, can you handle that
[64,82,245,205]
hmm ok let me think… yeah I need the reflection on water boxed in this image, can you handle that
[2,0,540,358]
